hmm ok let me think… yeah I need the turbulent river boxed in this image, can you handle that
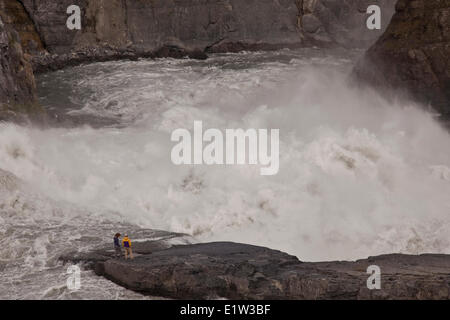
[1,48,450,299]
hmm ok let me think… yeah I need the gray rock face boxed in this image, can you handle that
[354,0,450,119]
[62,241,450,300]
[21,0,302,56]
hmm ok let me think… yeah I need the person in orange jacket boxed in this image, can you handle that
[122,234,134,260]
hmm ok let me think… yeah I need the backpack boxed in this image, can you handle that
[124,240,130,248]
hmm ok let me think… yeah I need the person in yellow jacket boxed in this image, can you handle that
[122,234,134,260]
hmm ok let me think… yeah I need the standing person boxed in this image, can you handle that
[122,234,134,260]
[113,233,122,257]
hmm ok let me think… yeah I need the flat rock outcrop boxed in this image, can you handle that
[62,240,450,300]
[354,0,450,119]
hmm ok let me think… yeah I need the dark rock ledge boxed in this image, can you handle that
[30,46,209,74]
[60,237,450,300]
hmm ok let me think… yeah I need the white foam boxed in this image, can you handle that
[1,50,450,298]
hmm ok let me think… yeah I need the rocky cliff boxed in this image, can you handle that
[0,0,44,54]
[355,0,450,119]
[13,0,395,71]
[0,0,396,118]
[0,11,39,122]
[61,240,450,300]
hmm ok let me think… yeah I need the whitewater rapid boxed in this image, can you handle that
[1,48,450,299]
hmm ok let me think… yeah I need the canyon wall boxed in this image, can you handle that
[16,0,394,62]
[0,0,395,118]
[0,9,38,121]
[355,0,450,119]
[1,0,397,69]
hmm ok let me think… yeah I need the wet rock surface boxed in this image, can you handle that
[59,229,192,265]
[61,240,450,300]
